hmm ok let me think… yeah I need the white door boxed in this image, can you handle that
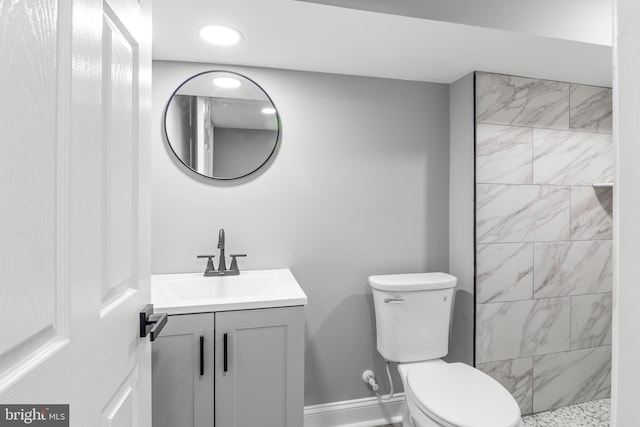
[0,0,152,425]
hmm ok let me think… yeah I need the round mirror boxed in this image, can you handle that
[164,71,280,180]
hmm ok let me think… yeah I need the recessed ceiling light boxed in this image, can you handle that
[213,77,242,89]
[199,24,243,46]
[261,108,276,115]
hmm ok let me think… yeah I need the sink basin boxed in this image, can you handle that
[151,269,307,314]
[156,275,273,300]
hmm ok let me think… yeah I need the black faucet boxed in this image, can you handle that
[197,228,246,276]
[218,228,226,272]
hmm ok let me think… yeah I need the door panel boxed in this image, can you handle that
[235,325,287,427]
[0,0,69,387]
[101,0,138,309]
[0,0,152,425]
[101,366,140,427]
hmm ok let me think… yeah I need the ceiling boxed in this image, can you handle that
[299,0,612,46]
[152,0,612,86]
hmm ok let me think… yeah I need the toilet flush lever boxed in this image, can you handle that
[384,296,404,304]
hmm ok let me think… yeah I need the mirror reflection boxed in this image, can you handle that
[164,71,280,180]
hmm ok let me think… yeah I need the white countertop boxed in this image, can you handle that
[151,268,308,315]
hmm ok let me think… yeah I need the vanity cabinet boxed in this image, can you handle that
[152,312,215,427]
[152,306,304,427]
[215,306,304,427]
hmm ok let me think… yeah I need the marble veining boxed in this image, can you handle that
[532,347,611,413]
[477,357,533,414]
[571,293,612,350]
[570,186,613,240]
[474,73,613,419]
[533,240,612,298]
[570,84,613,134]
[476,298,570,363]
[476,73,570,129]
[476,184,570,243]
[477,243,533,303]
[521,398,609,426]
[476,124,533,184]
[532,129,613,185]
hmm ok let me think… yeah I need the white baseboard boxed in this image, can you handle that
[304,394,405,427]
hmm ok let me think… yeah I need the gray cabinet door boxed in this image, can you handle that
[215,306,305,427]
[152,313,215,427]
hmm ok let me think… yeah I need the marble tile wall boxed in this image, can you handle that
[474,72,613,415]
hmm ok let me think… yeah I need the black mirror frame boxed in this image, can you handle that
[163,70,281,181]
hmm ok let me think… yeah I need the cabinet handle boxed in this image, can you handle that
[223,333,228,372]
[199,335,204,376]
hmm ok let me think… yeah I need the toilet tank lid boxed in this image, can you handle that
[368,272,457,292]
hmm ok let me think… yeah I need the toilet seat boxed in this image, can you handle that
[406,362,521,427]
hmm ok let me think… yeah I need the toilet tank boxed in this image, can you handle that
[369,273,456,363]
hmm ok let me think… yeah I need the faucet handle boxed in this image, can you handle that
[229,254,247,272]
[197,255,216,275]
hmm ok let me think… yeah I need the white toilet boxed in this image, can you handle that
[369,272,521,427]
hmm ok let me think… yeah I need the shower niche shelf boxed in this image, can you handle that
[592,182,613,188]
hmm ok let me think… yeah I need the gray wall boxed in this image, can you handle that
[152,60,451,405]
[473,72,613,414]
[611,0,640,423]
[447,73,475,366]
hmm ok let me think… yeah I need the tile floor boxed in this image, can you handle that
[378,398,610,427]
[521,398,610,426]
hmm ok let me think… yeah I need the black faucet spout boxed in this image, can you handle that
[218,229,225,249]
[217,229,226,271]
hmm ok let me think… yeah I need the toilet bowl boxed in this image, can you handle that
[398,360,521,427]
[368,273,522,427]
